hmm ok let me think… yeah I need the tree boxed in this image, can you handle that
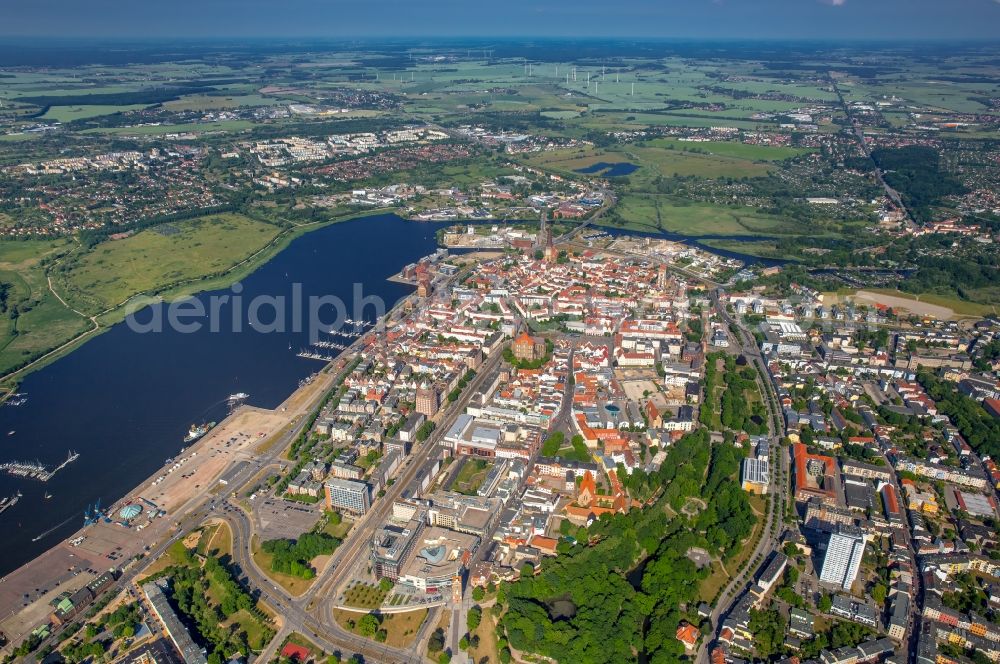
[472,586,485,602]
[872,583,888,605]
[428,628,446,654]
[467,606,482,631]
[357,613,380,637]
[818,594,833,613]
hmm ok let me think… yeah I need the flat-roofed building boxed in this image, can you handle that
[397,526,480,593]
[325,478,371,514]
[142,580,208,664]
[371,513,426,580]
[742,458,770,494]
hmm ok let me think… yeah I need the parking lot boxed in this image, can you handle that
[254,497,322,540]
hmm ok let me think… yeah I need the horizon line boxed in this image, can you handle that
[0,35,998,44]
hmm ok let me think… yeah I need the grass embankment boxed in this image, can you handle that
[53,213,280,314]
[0,238,90,379]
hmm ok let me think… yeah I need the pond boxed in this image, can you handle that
[547,597,578,620]
[574,161,639,177]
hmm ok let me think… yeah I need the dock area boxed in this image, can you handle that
[0,364,342,649]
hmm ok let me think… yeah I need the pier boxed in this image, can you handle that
[0,450,79,482]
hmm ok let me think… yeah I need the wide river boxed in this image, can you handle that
[0,213,778,576]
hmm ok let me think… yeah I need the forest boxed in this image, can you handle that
[918,371,1000,459]
[499,428,757,663]
[261,532,341,579]
[870,146,966,222]
[161,555,275,663]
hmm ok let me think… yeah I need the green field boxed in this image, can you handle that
[0,239,90,379]
[698,238,801,261]
[54,213,280,314]
[522,143,776,180]
[162,93,284,111]
[85,119,257,135]
[611,195,800,236]
[646,138,814,161]
[40,104,151,122]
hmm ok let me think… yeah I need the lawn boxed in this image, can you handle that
[251,536,316,596]
[697,559,731,603]
[449,459,492,495]
[55,213,280,315]
[697,238,801,261]
[468,606,501,664]
[333,608,428,648]
[698,495,768,602]
[199,520,234,559]
[319,515,354,540]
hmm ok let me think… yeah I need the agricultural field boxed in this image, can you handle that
[53,213,280,315]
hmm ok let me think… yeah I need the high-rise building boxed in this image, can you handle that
[416,381,439,417]
[324,479,371,514]
[820,527,866,590]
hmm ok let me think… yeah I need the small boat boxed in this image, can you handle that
[43,492,52,500]
[7,431,13,436]
[227,392,249,402]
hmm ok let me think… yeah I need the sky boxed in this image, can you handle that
[1,0,998,40]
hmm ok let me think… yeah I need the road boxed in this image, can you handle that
[696,289,788,664]
[829,76,918,234]
[183,315,509,663]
